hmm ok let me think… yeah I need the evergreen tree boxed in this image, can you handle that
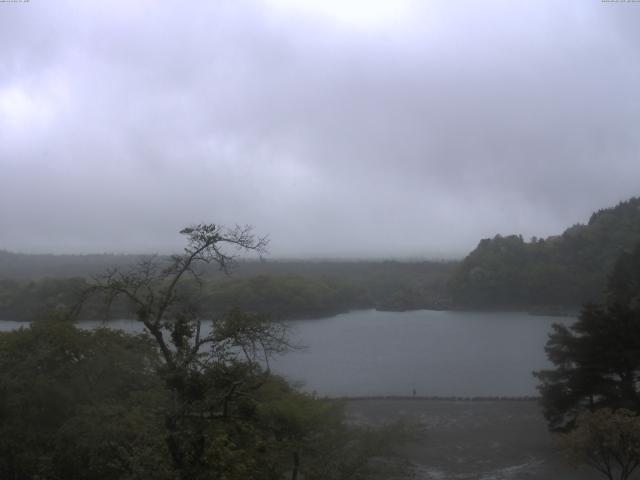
[534,243,640,430]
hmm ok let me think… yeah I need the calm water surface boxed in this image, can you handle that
[274,309,570,397]
[0,309,570,397]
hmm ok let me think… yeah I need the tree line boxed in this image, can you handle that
[450,197,640,310]
[0,260,454,321]
[4,197,640,317]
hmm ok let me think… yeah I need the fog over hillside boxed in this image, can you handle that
[1,1,639,257]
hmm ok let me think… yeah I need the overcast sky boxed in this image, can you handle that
[1,0,639,258]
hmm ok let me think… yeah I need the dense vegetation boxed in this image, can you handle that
[0,225,411,480]
[0,321,170,479]
[534,243,640,479]
[0,258,455,321]
[534,243,640,430]
[450,197,640,310]
[0,320,408,480]
[556,408,640,480]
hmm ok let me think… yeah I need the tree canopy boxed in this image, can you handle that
[0,318,409,480]
[557,408,640,480]
[2,223,409,480]
[0,320,171,479]
[534,242,640,431]
[450,197,640,310]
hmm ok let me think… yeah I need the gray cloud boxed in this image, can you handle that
[1,0,639,258]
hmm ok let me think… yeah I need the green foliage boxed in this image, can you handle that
[244,378,414,480]
[202,275,370,319]
[0,225,417,479]
[0,260,456,322]
[557,408,640,480]
[450,197,640,309]
[0,318,407,480]
[534,243,640,431]
[0,277,88,320]
[67,224,412,480]
[0,320,171,480]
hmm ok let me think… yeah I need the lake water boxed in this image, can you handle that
[0,309,570,397]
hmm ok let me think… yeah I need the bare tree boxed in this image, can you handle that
[79,224,293,478]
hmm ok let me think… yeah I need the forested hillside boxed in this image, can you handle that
[4,197,638,319]
[449,197,640,310]
[0,258,455,321]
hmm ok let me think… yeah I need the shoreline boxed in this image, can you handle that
[334,395,540,402]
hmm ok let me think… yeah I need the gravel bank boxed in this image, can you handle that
[345,399,601,480]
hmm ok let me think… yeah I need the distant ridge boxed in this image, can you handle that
[449,196,640,310]
[0,250,147,279]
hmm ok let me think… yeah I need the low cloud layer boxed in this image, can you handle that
[1,0,639,258]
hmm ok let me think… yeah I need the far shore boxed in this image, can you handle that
[0,305,580,324]
[336,395,540,402]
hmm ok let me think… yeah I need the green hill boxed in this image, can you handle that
[449,197,640,310]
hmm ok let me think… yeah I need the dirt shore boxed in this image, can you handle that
[345,399,601,480]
